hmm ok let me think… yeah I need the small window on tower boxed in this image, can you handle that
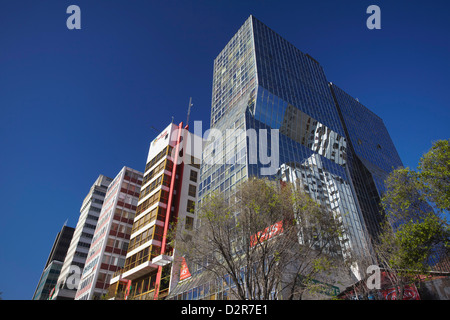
[187,200,196,213]
[188,184,197,197]
[185,216,194,230]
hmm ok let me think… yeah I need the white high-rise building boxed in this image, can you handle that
[109,122,202,300]
[75,167,143,300]
[52,174,112,300]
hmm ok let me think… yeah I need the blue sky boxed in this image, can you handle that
[0,0,448,300]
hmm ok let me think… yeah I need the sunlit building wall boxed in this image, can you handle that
[52,174,112,300]
[108,123,202,300]
[75,167,143,300]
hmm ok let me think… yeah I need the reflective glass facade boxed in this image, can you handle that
[199,16,402,256]
[331,83,403,191]
[33,261,63,300]
[211,17,256,127]
[33,225,74,300]
[330,83,403,240]
[189,16,404,299]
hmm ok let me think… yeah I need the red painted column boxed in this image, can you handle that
[124,279,132,300]
[154,122,183,300]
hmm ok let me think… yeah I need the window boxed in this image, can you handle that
[103,255,112,265]
[188,184,197,197]
[187,200,195,213]
[97,272,107,282]
[190,156,200,168]
[190,170,198,182]
[144,146,172,173]
[185,216,194,230]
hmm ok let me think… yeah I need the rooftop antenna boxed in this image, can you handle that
[150,126,159,134]
[186,97,193,127]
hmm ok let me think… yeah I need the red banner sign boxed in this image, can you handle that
[180,257,191,281]
[250,221,284,247]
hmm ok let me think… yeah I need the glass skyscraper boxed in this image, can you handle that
[32,224,74,300]
[199,15,402,254]
[169,16,403,299]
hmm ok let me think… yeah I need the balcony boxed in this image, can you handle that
[111,269,126,285]
[152,254,173,266]
[110,256,159,285]
[121,260,159,281]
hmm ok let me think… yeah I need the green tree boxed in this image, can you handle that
[382,139,449,224]
[381,168,426,225]
[377,139,450,299]
[376,213,449,299]
[418,139,450,212]
[173,178,350,300]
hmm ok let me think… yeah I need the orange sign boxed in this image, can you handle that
[180,257,191,281]
[250,221,284,247]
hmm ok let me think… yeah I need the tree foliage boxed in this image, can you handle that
[382,139,449,224]
[376,139,450,299]
[173,178,350,300]
[418,139,450,212]
[377,214,449,272]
